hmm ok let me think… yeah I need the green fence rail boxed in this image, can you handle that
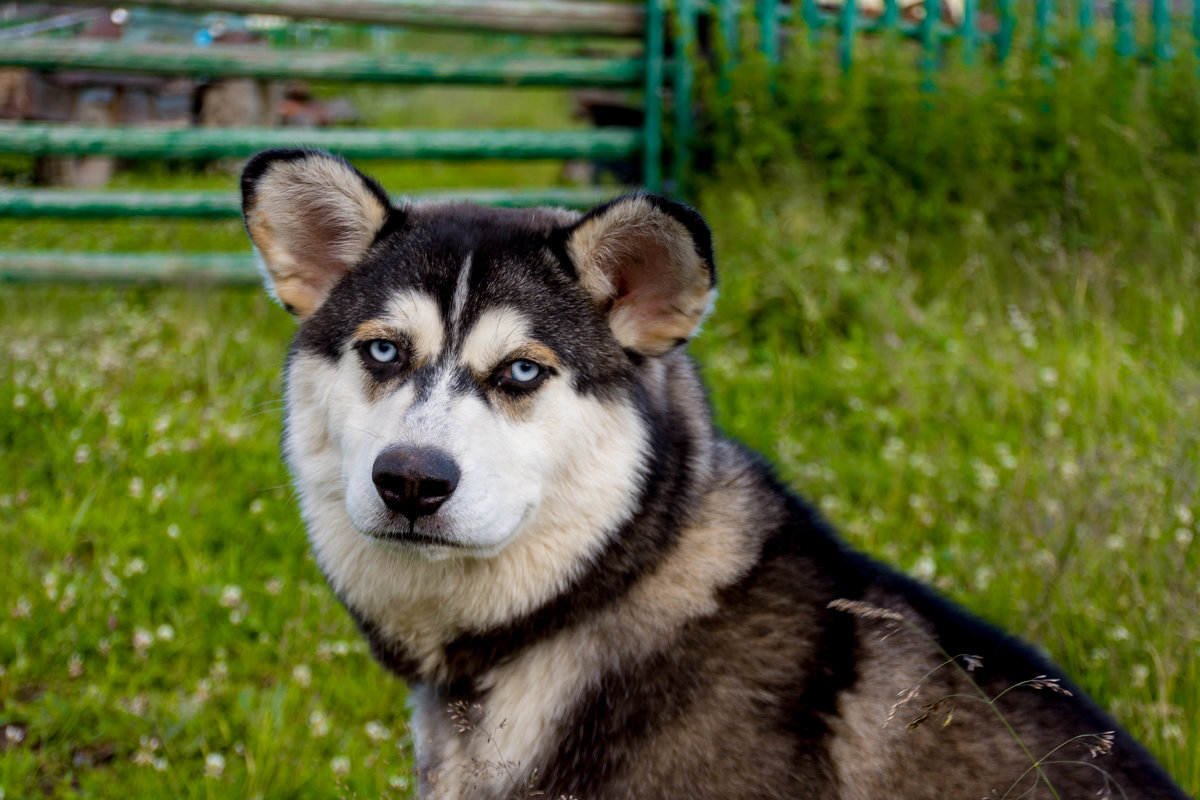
[3,0,1197,283]
[0,188,621,218]
[0,40,645,87]
[0,124,643,161]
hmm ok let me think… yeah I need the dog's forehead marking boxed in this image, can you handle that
[459,306,534,373]
[448,251,474,346]
[356,291,444,361]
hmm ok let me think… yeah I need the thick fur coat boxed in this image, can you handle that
[242,149,1189,800]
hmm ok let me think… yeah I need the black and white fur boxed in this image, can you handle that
[242,149,1189,800]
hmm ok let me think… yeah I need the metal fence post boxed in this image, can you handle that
[920,0,938,79]
[996,0,1016,63]
[962,0,979,65]
[757,0,780,65]
[1078,0,1096,59]
[1035,0,1053,70]
[840,0,857,70]
[643,0,664,192]
[883,0,900,32]
[1152,0,1173,60]
[1114,0,1135,59]
[672,0,697,196]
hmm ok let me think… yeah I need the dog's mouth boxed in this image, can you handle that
[363,521,459,549]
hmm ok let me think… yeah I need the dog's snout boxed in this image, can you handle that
[372,447,460,522]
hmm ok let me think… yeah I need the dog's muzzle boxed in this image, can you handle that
[371,446,460,522]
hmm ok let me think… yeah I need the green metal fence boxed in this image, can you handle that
[0,0,681,283]
[1,0,1197,283]
[737,0,1200,71]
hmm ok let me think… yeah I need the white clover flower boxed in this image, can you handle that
[911,554,937,581]
[68,653,83,678]
[166,524,181,539]
[128,477,144,499]
[219,585,243,608]
[330,755,351,777]
[1131,664,1150,687]
[150,484,169,509]
[11,595,33,619]
[1175,505,1194,527]
[155,624,175,642]
[73,445,91,465]
[971,460,998,492]
[124,557,147,578]
[309,710,330,737]
[132,628,154,653]
[204,752,225,779]
[249,498,265,515]
[292,664,312,688]
[364,720,391,742]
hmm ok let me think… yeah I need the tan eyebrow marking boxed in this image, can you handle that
[351,291,444,363]
[510,343,562,372]
[458,307,562,378]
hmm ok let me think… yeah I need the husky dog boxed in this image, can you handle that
[242,149,1188,800]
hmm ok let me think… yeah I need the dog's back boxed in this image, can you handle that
[241,150,1189,800]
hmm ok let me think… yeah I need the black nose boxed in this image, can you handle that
[371,447,460,522]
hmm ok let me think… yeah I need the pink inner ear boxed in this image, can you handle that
[607,241,681,311]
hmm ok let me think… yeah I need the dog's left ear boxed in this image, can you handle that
[241,149,393,320]
[561,193,716,357]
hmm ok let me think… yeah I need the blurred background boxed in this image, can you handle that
[1,1,1197,797]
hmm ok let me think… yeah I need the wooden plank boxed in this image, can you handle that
[127,0,644,37]
[0,124,642,160]
[0,40,644,87]
[0,187,623,218]
[0,252,261,284]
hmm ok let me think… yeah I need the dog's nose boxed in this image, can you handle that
[371,447,460,522]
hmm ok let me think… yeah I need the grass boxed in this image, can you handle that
[2,25,1199,800]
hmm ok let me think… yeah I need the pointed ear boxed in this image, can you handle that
[241,149,393,320]
[562,193,716,357]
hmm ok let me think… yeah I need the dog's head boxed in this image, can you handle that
[243,150,715,570]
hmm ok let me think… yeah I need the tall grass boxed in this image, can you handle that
[691,32,1199,791]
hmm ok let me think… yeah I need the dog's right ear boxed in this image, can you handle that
[241,149,394,320]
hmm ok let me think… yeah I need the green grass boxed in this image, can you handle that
[2,182,1196,795]
[3,27,1199,799]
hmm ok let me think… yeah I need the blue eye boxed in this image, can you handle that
[367,340,398,363]
[508,359,541,382]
